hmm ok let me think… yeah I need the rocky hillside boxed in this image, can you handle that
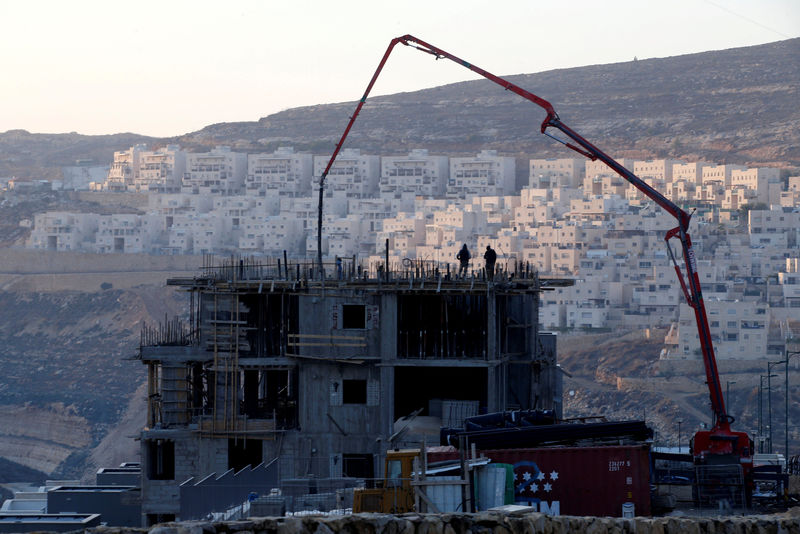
[181,38,800,168]
[558,329,800,453]
[2,38,798,181]
[0,263,190,479]
[0,131,154,180]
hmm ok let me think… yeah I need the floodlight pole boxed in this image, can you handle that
[786,350,800,463]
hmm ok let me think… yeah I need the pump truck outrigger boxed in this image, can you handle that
[316,33,753,493]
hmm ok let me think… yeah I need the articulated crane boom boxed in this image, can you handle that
[316,34,752,470]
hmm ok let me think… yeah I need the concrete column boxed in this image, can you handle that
[379,293,397,438]
[486,287,498,412]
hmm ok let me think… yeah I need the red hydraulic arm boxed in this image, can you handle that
[317,35,747,457]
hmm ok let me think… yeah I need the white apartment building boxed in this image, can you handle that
[540,281,612,329]
[520,187,551,204]
[520,240,552,273]
[629,264,681,326]
[711,233,753,279]
[778,189,800,208]
[28,212,99,251]
[585,158,636,180]
[583,158,634,197]
[313,149,380,199]
[149,194,214,230]
[584,174,629,198]
[469,195,521,229]
[529,158,584,189]
[566,302,609,329]
[578,251,620,285]
[95,214,162,253]
[134,145,186,193]
[633,159,682,184]
[327,216,369,258]
[567,196,627,222]
[378,213,426,258]
[263,216,303,255]
[512,203,538,229]
[280,196,345,237]
[432,207,481,236]
[550,246,582,275]
[246,147,313,197]
[209,196,269,250]
[183,146,247,195]
[106,145,146,191]
[239,215,303,255]
[298,195,351,259]
[448,150,515,199]
[188,215,227,255]
[730,167,780,204]
[414,197,453,214]
[694,182,726,205]
[778,258,800,308]
[748,207,799,248]
[349,198,394,232]
[539,285,566,329]
[167,227,193,254]
[668,180,696,202]
[750,244,794,279]
[212,196,263,221]
[672,161,711,185]
[667,299,769,360]
[550,187,584,208]
[611,205,676,234]
[701,164,747,188]
[165,215,197,255]
[380,149,448,198]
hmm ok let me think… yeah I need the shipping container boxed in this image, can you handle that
[428,444,651,517]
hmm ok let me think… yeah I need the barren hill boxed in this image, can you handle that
[178,38,799,168]
[0,250,202,479]
[558,329,800,452]
[2,38,798,181]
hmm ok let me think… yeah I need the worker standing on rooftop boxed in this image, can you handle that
[456,244,471,278]
[484,245,497,280]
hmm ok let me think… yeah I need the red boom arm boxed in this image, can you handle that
[317,35,741,443]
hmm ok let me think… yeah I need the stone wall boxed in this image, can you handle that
[0,248,203,274]
[0,248,204,291]
[84,508,799,534]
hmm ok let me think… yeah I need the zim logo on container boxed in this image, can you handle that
[513,460,560,515]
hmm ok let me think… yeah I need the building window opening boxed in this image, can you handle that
[147,439,175,480]
[342,304,366,329]
[240,369,298,428]
[342,453,374,480]
[189,362,209,417]
[394,366,486,422]
[343,379,367,404]
[228,438,263,472]
[242,294,299,357]
[398,294,488,358]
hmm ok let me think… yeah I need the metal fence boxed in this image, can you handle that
[694,464,747,513]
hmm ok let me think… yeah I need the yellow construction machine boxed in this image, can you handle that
[352,449,420,513]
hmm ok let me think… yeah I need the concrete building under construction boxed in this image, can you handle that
[137,257,571,524]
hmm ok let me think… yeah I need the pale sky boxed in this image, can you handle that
[1,0,798,137]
